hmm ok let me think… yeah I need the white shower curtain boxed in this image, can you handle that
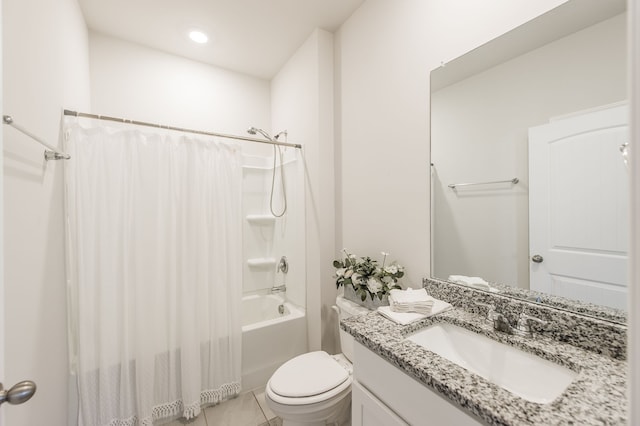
[64,121,243,426]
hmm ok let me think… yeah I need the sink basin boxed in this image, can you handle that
[406,323,577,404]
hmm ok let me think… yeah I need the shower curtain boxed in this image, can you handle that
[64,121,243,425]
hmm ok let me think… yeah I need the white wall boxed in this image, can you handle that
[89,32,272,155]
[336,0,567,289]
[431,14,627,289]
[271,29,336,352]
[2,0,91,425]
[629,1,640,423]
[0,1,4,424]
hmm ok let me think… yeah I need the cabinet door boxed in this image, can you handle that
[352,380,408,426]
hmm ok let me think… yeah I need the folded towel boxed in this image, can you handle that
[377,299,452,325]
[448,275,491,290]
[389,288,431,303]
[389,288,435,315]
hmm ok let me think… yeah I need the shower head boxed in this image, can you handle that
[273,130,288,140]
[247,127,273,141]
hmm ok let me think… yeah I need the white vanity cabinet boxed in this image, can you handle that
[352,380,408,426]
[352,341,486,426]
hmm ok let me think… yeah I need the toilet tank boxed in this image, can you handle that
[334,295,372,361]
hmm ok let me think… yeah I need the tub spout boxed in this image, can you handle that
[270,285,286,294]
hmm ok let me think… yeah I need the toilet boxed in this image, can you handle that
[265,295,370,426]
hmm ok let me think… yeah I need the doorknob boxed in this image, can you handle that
[531,255,544,263]
[0,381,36,406]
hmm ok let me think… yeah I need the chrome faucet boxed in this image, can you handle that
[270,284,286,294]
[271,256,288,294]
[277,256,288,274]
[475,302,498,324]
[492,313,514,334]
[475,303,545,337]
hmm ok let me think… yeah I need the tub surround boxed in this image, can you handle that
[342,308,627,425]
[424,278,627,360]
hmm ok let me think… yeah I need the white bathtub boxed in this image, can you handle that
[241,293,307,390]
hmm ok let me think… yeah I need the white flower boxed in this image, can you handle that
[385,265,398,274]
[336,268,346,277]
[366,277,383,294]
[351,272,362,284]
[344,269,353,278]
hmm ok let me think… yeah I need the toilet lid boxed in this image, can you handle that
[269,351,349,398]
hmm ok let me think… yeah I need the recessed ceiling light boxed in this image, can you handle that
[189,30,208,44]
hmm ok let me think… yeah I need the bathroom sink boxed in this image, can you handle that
[406,323,577,404]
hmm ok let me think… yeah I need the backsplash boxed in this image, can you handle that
[423,278,627,360]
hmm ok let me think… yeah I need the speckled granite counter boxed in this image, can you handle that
[342,308,627,425]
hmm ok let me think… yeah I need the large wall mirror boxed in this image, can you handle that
[430,0,628,323]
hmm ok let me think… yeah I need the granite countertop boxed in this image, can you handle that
[341,308,628,426]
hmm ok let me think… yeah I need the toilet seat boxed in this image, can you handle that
[267,351,352,406]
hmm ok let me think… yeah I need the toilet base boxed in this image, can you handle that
[267,386,351,426]
[280,397,351,426]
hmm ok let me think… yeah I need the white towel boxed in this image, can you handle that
[377,299,452,325]
[389,288,435,315]
[448,275,491,290]
[389,288,431,303]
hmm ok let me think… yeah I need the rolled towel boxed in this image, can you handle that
[377,299,452,325]
[389,288,435,315]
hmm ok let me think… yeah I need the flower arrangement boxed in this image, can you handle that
[333,249,404,302]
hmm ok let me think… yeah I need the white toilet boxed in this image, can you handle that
[265,295,370,426]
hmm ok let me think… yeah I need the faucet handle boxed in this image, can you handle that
[515,312,547,337]
[474,302,497,323]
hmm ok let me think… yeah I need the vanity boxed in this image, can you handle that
[342,280,628,425]
[341,0,631,423]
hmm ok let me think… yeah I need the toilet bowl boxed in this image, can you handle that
[265,295,370,426]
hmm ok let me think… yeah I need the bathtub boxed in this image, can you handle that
[241,293,307,390]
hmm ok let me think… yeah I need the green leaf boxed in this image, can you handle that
[333,260,342,268]
[396,271,405,278]
[361,294,367,301]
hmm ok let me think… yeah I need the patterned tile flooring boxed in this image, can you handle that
[162,387,282,426]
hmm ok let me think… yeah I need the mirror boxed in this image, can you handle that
[430,0,628,323]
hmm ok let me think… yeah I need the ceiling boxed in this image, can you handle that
[78,0,364,80]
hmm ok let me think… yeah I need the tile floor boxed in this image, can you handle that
[162,387,282,426]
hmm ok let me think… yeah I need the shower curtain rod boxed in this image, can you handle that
[63,110,302,149]
[3,115,70,160]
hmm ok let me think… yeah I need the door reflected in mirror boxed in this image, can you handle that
[430,0,628,317]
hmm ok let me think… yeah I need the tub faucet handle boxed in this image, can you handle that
[277,256,288,274]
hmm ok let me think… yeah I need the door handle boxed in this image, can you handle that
[531,255,544,263]
[0,381,36,406]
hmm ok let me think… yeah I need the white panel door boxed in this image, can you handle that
[528,104,628,309]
